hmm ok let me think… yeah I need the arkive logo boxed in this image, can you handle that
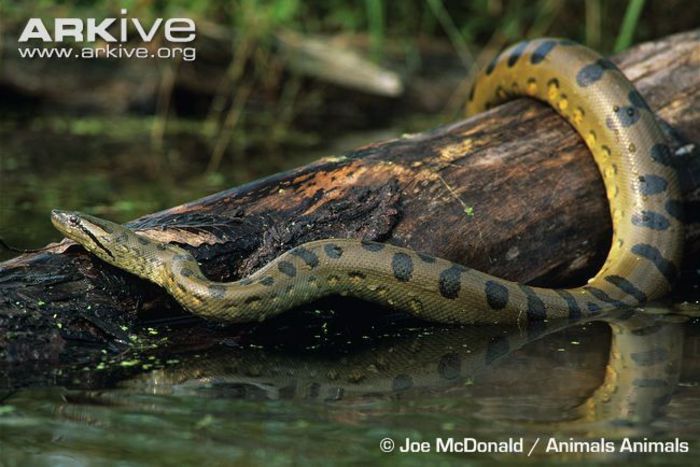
[19,9,196,43]
[17,9,197,61]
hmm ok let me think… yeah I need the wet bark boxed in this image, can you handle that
[1,30,699,367]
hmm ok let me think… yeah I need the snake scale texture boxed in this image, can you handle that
[52,38,684,324]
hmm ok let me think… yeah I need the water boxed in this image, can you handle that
[0,116,339,262]
[1,305,699,465]
[2,118,700,465]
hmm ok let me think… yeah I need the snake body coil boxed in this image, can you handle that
[52,38,683,324]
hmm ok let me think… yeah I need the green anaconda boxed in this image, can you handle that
[51,38,684,324]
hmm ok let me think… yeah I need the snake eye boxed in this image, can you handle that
[68,215,79,226]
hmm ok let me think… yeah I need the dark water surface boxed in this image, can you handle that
[0,307,699,465]
[2,120,700,465]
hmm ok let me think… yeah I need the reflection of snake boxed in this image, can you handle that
[73,310,685,428]
[51,38,683,324]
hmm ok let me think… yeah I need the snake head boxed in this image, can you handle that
[52,210,194,285]
[51,209,145,266]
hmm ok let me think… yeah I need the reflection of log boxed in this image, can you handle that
[1,30,699,366]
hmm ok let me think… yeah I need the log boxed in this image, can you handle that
[1,30,699,369]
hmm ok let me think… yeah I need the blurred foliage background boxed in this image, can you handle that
[0,0,698,259]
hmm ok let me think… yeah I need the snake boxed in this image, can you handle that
[51,38,684,325]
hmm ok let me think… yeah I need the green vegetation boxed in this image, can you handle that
[615,0,648,51]
[1,0,696,258]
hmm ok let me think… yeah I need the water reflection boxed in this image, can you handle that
[124,309,680,413]
[1,305,698,463]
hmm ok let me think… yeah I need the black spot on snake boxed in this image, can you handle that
[208,284,226,299]
[507,40,528,67]
[628,90,650,110]
[260,276,274,286]
[392,374,414,392]
[584,286,625,307]
[392,253,414,282]
[361,240,385,252]
[576,58,617,87]
[239,278,254,286]
[606,106,640,129]
[485,337,509,364]
[468,85,475,102]
[630,348,668,366]
[114,231,128,243]
[417,252,436,263]
[587,302,602,314]
[323,243,343,259]
[173,254,191,262]
[530,39,556,64]
[495,84,506,99]
[438,265,464,299]
[278,261,297,278]
[621,106,640,126]
[631,243,678,284]
[137,236,149,245]
[554,289,581,320]
[604,275,647,304]
[180,268,193,277]
[631,210,670,230]
[518,285,546,320]
[484,281,509,309]
[638,175,668,195]
[291,247,319,268]
[438,353,461,380]
[348,271,366,280]
[156,243,167,251]
[650,143,673,166]
[327,274,340,283]
[665,199,684,221]
[244,296,261,305]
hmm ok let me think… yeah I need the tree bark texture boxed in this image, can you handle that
[1,30,699,366]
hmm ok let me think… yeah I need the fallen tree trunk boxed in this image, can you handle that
[1,30,699,366]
